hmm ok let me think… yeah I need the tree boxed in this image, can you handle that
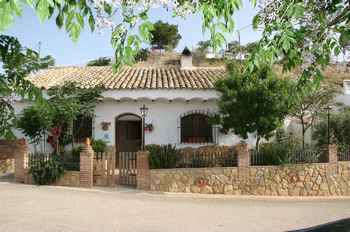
[225,41,258,59]
[196,40,211,54]
[289,85,337,149]
[87,57,111,66]
[226,41,241,55]
[313,107,350,146]
[0,35,54,139]
[244,42,258,54]
[215,64,294,149]
[0,0,241,70]
[16,102,53,151]
[16,82,102,153]
[46,82,102,151]
[150,21,182,51]
[134,48,150,62]
[249,0,349,85]
[0,0,347,76]
[193,40,211,64]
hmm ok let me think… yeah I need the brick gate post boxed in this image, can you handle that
[327,144,338,176]
[14,138,28,183]
[236,142,250,180]
[79,138,94,188]
[136,150,150,190]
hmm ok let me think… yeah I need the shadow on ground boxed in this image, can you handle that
[289,218,350,232]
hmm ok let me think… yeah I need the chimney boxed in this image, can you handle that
[180,47,193,69]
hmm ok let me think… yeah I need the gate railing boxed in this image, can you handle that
[93,151,116,186]
[118,152,137,186]
[338,144,350,161]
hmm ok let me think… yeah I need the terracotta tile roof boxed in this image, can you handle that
[26,66,226,90]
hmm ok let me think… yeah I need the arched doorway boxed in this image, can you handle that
[115,113,142,152]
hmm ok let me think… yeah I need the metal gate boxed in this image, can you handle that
[118,152,137,186]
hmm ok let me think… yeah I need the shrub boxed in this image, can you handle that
[146,144,179,169]
[255,141,321,165]
[257,142,292,165]
[92,139,107,153]
[313,108,350,146]
[60,146,82,171]
[29,154,65,185]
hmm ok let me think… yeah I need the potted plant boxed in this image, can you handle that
[145,123,154,132]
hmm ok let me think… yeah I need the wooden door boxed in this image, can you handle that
[116,121,141,152]
[115,119,141,187]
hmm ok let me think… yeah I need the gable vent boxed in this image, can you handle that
[344,80,350,94]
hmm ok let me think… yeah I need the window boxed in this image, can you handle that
[181,114,213,143]
[73,115,92,143]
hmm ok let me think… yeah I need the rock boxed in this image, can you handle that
[288,187,300,196]
[200,186,213,194]
[320,183,328,191]
[224,185,233,194]
[190,185,200,193]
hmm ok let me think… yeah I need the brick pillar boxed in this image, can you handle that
[137,150,150,190]
[327,144,338,176]
[80,138,94,188]
[236,143,250,180]
[14,138,28,183]
[328,144,338,164]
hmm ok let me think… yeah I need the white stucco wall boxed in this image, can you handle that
[94,98,257,148]
[10,89,259,152]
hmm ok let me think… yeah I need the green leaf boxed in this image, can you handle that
[339,30,350,48]
[0,0,22,31]
[36,0,54,22]
[127,35,135,47]
[103,2,112,15]
[88,14,95,32]
[76,12,84,28]
[55,12,64,28]
[252,15,260,30]
[139,21,153,41]
[68,23,80,42]
[251,0,257,7]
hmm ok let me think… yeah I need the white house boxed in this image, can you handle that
[13,52,259,153]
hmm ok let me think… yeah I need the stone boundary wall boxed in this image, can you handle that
[0,139,26,178]
[0,140,18,160]
[150,162,350,196]
[0,159,14,175]
[24,170,80,187]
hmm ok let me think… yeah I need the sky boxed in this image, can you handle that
[5,0,261,66]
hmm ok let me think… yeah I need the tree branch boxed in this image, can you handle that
[327,5,350,27]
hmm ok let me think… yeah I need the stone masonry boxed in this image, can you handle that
[0,138,29,182]
[150,162,350,196]
[149,145,350,196]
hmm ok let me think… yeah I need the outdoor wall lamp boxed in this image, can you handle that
[140,104,149,150]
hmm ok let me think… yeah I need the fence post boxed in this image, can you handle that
[79,138,94,188]
[328,144,338,164]
[236,143,250,180]
[108,146,116,187]
[14,138,28,183]
[136,150,150,190]
[327,144,338,176]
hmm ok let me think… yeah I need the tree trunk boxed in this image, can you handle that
[71,120,74,151]
[301,117,305,150]
[256,135,261,152]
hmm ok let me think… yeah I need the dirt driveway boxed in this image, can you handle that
[0,181,350,232]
